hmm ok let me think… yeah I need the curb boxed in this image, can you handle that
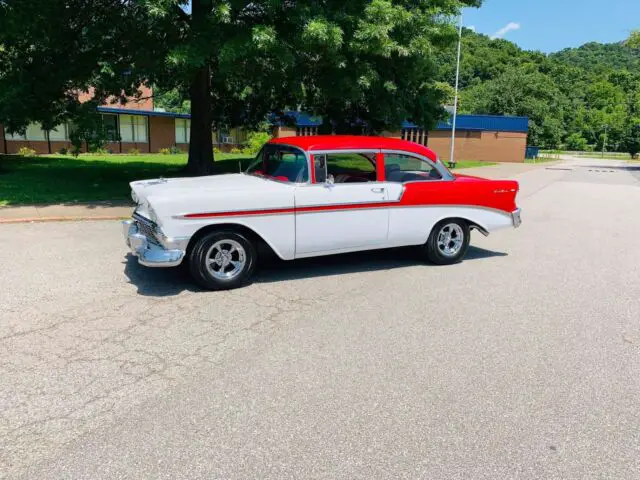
[0,215,129,224]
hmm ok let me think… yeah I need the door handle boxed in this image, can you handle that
[371,187,385,193]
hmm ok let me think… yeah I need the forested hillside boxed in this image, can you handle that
[438,30,640,155]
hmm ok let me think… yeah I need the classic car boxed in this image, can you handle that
[123,136,521,290]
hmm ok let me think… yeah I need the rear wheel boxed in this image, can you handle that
[423,219,470,265]
[188,230,257,290]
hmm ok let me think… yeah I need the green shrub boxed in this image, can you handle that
[90,147,109,155]
[230,147,242,154]
[159,148,171,155]
[213,147,222,155]
[18,146,37,157]
[128,148,141,155]
[565,133,588,151]
[58,147,68,155]
[243,131,272,155]
[169,145,182,154]
[70,146,82,157]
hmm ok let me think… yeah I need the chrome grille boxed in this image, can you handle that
[133,214,161,245]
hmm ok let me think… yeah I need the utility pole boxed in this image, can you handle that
[449,13,463,169]
[602,124,608,158]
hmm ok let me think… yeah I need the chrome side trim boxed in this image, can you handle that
[174,203,516,220]
[308,149,380,155]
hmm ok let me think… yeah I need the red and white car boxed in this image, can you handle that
[124,136,521,290]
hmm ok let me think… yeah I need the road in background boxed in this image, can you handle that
[1,158,639,479]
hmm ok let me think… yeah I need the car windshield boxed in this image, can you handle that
[245,145,309,183]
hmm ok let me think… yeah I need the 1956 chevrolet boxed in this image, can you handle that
[123,136,521,290]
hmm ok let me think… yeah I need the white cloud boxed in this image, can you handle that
[491,22,521,40]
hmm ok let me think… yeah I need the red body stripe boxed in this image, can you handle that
[183,178,519,219]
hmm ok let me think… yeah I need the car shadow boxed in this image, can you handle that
[124,246,508,297]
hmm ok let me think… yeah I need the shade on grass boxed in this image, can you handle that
[0,153,493,206]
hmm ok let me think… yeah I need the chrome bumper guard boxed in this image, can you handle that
[512,208,522,228]
[123,220,185,267]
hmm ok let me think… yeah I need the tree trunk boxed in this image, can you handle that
[186,64,215,175]
[185,0,214,176]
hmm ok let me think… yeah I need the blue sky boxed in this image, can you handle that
[464,0,639,53]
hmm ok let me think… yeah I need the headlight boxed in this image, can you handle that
[131,190,138,204]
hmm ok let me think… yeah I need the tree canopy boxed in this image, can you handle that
[0,0,481,173]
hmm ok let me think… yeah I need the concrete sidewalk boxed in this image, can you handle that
[0,162,551,223]
[0,201,133,223]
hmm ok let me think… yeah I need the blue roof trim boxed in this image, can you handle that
[269,111,323,127]
[403,114,529,133]
[95,108,527,133]
[97,106,191,119]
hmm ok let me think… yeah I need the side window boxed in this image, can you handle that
[264,147,309,183]
[383,153,442,183]
[319,152,377,184]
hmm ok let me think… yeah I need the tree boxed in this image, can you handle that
[627,30,640,49]
[565,132,588,151]
[461,66,566,147]
[622,124,640,158]
[1,0,481,175]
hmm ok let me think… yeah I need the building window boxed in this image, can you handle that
[4,127,25,141]
[48,123,69,141]
[119,114,148,143]
[4,123,48,141]
[401,128,428,146]
[101,115,118,142]
[25,123,47,141]
[175,118,190,144]
[296,126,318,136]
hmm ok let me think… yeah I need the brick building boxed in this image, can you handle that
[1,87,528,162]
[272,113,529,163]
[0,86,247,155]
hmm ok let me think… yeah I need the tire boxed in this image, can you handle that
[423,219,470,265]
[188,230,257,290]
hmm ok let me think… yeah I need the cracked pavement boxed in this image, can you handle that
[1,157,640,479]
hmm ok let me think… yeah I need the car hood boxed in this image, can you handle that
[130,174,295,225]
[130,173,272,199]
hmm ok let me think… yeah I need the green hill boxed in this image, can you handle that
[439,31,640,154]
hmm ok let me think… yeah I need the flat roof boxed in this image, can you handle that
[97,106,191,119]
[404,114,529,133]
[96,107,528,134]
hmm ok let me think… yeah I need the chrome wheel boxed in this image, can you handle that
[436,223,464,257]
[205,239,246,280]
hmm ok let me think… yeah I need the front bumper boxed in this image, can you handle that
[123,220,185,267]
[512,208,522,228]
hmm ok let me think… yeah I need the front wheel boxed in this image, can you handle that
[423,219,470,265]
[188,230,257,290]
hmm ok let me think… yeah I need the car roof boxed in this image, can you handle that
[268,135,438,161]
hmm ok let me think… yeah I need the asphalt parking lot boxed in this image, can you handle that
[1,158,640,479]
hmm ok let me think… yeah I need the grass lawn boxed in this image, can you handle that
[451,160,496,169]
[0,152,495,207]
[0,153,252,206]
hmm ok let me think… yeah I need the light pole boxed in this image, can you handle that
[449,13,463,169]
[602,124,608,158]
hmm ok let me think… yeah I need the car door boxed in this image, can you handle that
[382,151,451,246]
[294,151,389,256]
